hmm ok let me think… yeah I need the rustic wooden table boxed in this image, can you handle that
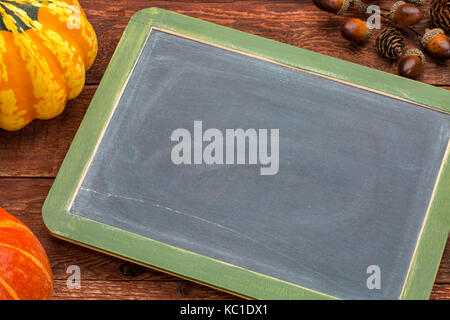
[0,0,448,300]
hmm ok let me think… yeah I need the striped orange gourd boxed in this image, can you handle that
[0,0,97,131]
[0,206,53,300]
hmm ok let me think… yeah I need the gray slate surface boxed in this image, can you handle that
[71,30,450,299]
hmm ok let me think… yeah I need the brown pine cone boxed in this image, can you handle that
[375,27,405,59]
[430,0,449,33]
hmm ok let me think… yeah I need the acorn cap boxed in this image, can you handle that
[421,28,445,47]
[337,0,351,15]
[404,0,425,6]
[389,1,407,21]
[353,0,369,11]
[365,27,373,40]
[403,48,426,64]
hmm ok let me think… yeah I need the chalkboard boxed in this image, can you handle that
[43,8,450,300]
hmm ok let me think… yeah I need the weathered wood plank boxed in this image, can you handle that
[82,0,450,86]
[430,284,450,300]
[52,279,235,300]
[0,86,95,177]
[437,238,450,284]
[0,178,448,299]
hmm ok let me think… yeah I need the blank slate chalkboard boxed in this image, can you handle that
[43,8,450,300]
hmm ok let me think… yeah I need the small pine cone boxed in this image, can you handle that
[375,27,405,59]
[430,0,450,32]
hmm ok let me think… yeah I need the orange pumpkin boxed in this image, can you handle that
[0,0,97,131]
[0,206,53,300]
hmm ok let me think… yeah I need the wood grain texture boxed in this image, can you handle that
[0,0,448,300]
[52,280,234,300]
[83,0,450,85]
[0,86,94,178]
[430,285,450,300]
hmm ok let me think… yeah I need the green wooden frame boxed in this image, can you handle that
[42,8,450,300]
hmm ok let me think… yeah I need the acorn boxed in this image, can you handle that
[421,28,450,60]
[398,49,425,79]
[389,1,424,27]
[312,0,350,15]
[341,18,371,42]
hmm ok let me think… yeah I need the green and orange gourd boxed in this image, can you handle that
[0,0,97,131]
[0,206,53,300]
